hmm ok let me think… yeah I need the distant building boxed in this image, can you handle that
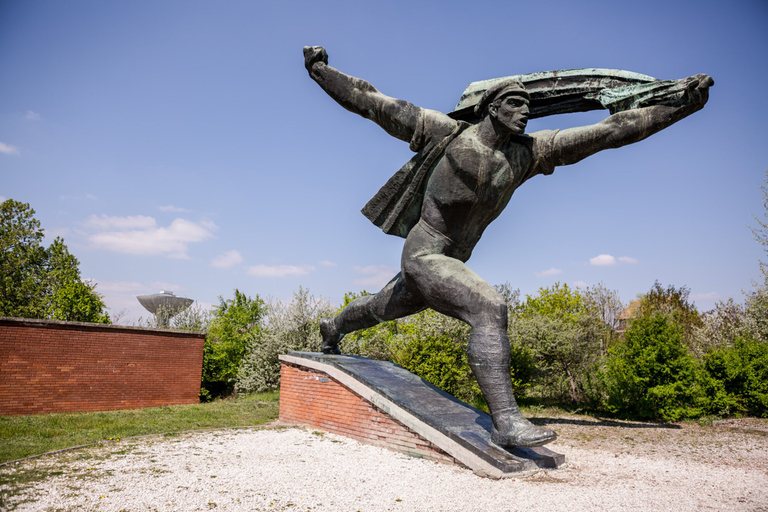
[616,300,641,333]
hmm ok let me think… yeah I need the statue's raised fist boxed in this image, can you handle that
[303,46,328,72]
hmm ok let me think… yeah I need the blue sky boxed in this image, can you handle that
[1,0,766,323]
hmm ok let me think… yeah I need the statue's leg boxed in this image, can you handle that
[320,272,424,354]
[402,252,556,448]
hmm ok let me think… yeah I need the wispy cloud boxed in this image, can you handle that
[26,110,40,121]
[535,267,562,277]
[0,142,19,155]
[211,250,243,268]
[248,264,315,277]
[318,260,337,267]
[87,215,216,259]
[87,214,157,230]
[573,280,588,288]
[589,254,639,266]
[159,205,188,213]
[352,265,398,289]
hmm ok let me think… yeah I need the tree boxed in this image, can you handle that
[751,170,768,278]
[202,289,266,400]
[0,199,109,322]
[637,281,702,346]
[745,170,768,342]
[511,283,603,404]
[49,279,110,324]
[582,282,624,357]
[236,288,333,395]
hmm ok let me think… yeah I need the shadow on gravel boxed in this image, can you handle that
[530,417,683,430]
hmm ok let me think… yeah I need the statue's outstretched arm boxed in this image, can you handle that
[550,74,714,166]
[304,46,422,143]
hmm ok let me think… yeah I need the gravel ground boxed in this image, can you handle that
[2,416,767,511]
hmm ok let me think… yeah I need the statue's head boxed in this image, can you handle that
[475,78,530,134]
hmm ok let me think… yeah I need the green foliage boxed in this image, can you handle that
[519,282,584,322]
[511,283,605,404]
[0,199,47,318]
[49,280,110,324]
[236,288,334,394]
[389,309,481,405]
[602,315,705,421]
[201,289,265,401]
[637,281,702,344]
[335,291,397,361]
[0,199,110,323]
[691,298,749,357]
[702,337,768,417]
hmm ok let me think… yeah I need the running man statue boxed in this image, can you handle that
[304,46,712,449]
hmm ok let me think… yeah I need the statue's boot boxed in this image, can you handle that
[468,329,557,449]
[319,295,381,355]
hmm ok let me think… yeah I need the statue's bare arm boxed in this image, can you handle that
[550,74,714,166]
[304,46,422,143]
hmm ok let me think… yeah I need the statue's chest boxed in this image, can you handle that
[442,138,529,198]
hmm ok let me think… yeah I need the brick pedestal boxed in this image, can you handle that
[280,361,457,464]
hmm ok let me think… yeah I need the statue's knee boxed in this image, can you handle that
[476,297,508,329]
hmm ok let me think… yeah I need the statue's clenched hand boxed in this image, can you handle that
[303,46,328,74]
[683,73,714,108]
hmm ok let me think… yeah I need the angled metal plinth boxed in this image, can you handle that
[280,351,565,478]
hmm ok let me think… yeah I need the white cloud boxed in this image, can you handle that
[87,216,216,258]
[692,292,719,300]
[26,110,40,121]
[352,265,398,289]
[0,196,6,202]
[589,254,617,266]
[573,280,588,288]
[211,250,243,268]
[0,142,19,155]
[248,264,315,277]
[318,260,337,267]
[534,267,562,277]
[589,254,639,266]
[159,205,188,213]
[87,214,157,230]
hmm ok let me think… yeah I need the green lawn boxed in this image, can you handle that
[0,392,279,464]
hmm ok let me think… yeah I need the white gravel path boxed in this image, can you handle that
[2,424,767,511]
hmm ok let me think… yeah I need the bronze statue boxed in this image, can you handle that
[304,46,712,449]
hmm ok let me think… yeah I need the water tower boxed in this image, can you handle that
[136,290,193,327]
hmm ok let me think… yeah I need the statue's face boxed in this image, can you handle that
[489,94,529,134]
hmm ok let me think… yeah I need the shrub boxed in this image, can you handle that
[389,309,478,405]
[602,314,706,421]
[236,288,334,394]
[703,336,768,417]
[201,290,265,401]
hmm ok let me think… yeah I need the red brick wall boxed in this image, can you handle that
[0,317,205,416]
[280,362,457,464]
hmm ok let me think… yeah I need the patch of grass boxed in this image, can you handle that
[0,392,279,464]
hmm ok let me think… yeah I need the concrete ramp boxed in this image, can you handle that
[279,351,564,478]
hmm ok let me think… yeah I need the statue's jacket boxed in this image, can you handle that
[361,109,558,239]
